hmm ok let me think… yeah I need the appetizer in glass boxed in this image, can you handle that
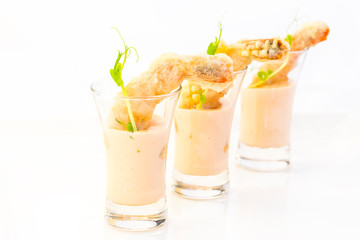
[92,29,239,230]
[173,25,290,199]
[237,21,330,171]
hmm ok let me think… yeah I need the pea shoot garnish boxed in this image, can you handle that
[196,89,208,109]
[116,119,135,133]
[207,23,223,55]
[285,34,293,46]
[110,27,139,132]
[200,24,222,108]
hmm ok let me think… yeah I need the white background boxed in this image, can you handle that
[1,0,360,239]
[1,0,360,119]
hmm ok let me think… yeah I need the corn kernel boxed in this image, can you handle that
[264,40,270,50]
[239,43,247,49]
[255,41,263,49]
[192,93,200,102]
[272,39,278,48]
[240,50,249,56]
[260,50,267,57]
[246,44,254,50]
[251,50,259,56]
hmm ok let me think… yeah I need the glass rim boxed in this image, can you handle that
[91,79,182,100]
[91,67,247,100]
[234,66,248,74]
[289,48,309,54]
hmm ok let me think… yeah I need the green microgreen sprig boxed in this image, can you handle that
[249,70,273,88]
[285,34,293,46]
[115,119,134,133]
[207,23,223,55]
[110,27,139,132]
[196,88,208,109]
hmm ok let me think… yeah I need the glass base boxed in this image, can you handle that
[236,142,290,172]
[172,169,229,200]
[105,198,167,231]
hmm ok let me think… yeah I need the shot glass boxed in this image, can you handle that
[172,69,247,199]
[91,79,180,231]
[236,50,308,172]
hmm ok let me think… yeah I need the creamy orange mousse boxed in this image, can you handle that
[174,98,233,176]
[239,81,296,148]
[104,116,169,206]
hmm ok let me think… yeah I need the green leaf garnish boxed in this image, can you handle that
[115,118,125,127]
[111,27,139,132]
[199,91,207,104]
[207,23,223,55]
[257,69,273,82]
[257,70,267,81]
[250,69,275,88]
[125,122,134,133]
[116,118,134,133]
[250,56,289,88]
[285,34,293,46]
[196,88,208,109]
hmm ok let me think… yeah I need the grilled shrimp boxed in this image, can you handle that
[179,37,290,109]
[109,53,234,130]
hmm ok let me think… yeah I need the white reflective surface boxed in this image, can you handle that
[1,114,359,239]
